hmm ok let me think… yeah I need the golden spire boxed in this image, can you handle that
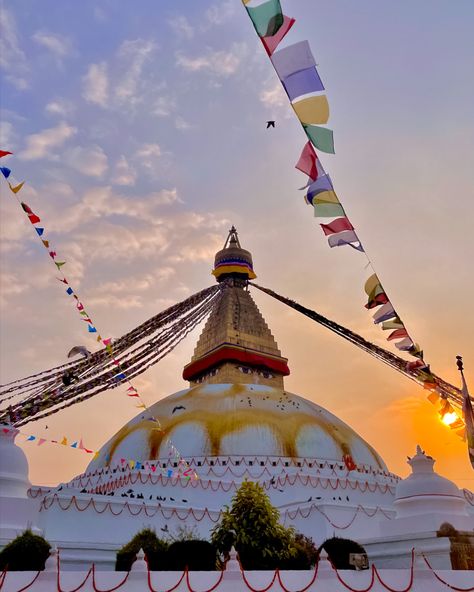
[183,228,289,388]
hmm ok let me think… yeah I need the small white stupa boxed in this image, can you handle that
[0,425,40,545]
[362,445,473,568]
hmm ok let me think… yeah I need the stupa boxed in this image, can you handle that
[3,228,473,570]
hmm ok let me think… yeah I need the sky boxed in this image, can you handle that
[0,0,473,489]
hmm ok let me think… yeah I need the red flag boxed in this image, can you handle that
[261,15,295,56]
[320,217,354,236]
[0,150,12,158]
[343,454,357,471]
[28,214,41,225]
[387,328,409,341]
[295,141,318,181]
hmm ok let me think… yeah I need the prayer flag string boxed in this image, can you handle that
[241,4,464,428]
[0,152,198,480]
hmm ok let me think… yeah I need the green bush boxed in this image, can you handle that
[115,528,168,571]
[0,530,51,571]
[281,533,318,570]
[212,481,299,570]
[166,540,218,571]
[320,536,368,570]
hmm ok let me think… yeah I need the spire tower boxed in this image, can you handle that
[183,228,289,388]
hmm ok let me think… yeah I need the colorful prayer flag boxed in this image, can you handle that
[283,67,325,101]
[320,217,354,236]
[295,141,318,181]
[27,435,36,441]
[292,95,329,125]
[271,40,316,80]
[0,167,11,178]
[387,328,409,341]
[261,15,295,56]
[304,125,335,154]
[305,175,334,204]
[35,227,44,236]
[373,302,396,324]
[61,436,68,445]
[55,261,66,270]
[381,317,404,330]
[87,324,97,333]
[314,202,345,218]
[0,150,12,158]
[246,0,283,37]
[394,337,415,351]
[459,366,474,469]
[327,230,364,252]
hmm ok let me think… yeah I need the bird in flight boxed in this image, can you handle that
[172,405,186,414]
[266,121,276,129]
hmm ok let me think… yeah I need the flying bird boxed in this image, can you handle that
[266,121,276,129]
[172,405,186,414]
[67,345,91,359]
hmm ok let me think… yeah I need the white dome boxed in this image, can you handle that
[0,425,31,498]
[87,383,388,471]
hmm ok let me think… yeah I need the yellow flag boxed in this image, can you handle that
[9,181,25,194]
[93,451,99,460]
[61,436,68,445]
[313,190,340,205]
[292,95,329,125]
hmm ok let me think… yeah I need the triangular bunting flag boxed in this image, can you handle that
[0,150,12,158]
[9,181,25,194]
[0,166,11,178]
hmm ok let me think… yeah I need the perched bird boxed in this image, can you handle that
[161,525,169,532]
[266,121,276,129]
[172,405,186,414]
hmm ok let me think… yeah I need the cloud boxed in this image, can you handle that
[82,62,109,107]
[32,31,73,62]
[259,78,288,108]
[135,143,162,169]
[115,39,155,107]
[205,1,235,26]
[175,116,194,131]
[152,96,176,118]
[113,155,136,186]
[0,120,15,148]
[0,272,28,307]
[0,7,29,90]
[168,15,194,40]
[176,43,247,77]
[63,145,108,177]
[45,99,75,117]
[20,121,77,160]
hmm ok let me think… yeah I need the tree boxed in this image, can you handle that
[320,537,368,570]
[211,481,297,570]
[115,528,168,571]
[0,530,51,571]
[281,533,318,570]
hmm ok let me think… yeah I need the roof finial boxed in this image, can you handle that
[212,227,256,283]
[224,225,241,249]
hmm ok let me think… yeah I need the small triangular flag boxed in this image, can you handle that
[87,325,97,333]
[42,240,50,248]
[71,441,78,448]
[0,167,11,178]
[55,261,66,270]
[35,227,44,236]
[0,150,12,158]
[61,436,68,445]
[38,438,47,446]
[9,181,25,194]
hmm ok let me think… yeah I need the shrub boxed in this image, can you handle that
[166,540,217,571]
[211,481,298,570]
[320,537,368,570]
[115,528,168,571]
[281,533,318,570]
[0,530,51,571]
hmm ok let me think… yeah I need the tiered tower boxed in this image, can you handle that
[183,227,289,388]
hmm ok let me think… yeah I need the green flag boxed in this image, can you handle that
[304,124,335,154]
[247,0,283,37]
